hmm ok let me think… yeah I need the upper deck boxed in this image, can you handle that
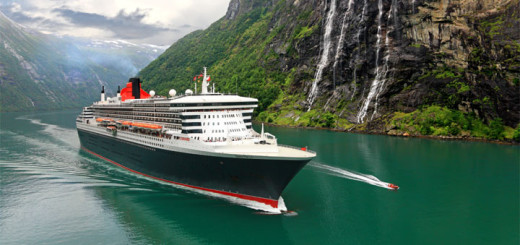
[77,67,316,160]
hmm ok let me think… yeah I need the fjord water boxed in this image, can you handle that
[1,110,518,245]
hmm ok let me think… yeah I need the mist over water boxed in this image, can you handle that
[0,110,518,245]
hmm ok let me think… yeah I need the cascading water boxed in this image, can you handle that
[332,0,355,89]
[371,0,398,120]
[350,0,368,101]
[306,0,337,111]
[356,0,386,123]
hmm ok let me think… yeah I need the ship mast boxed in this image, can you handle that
[201,67,209,94]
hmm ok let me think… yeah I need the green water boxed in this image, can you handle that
[0,110,518,244]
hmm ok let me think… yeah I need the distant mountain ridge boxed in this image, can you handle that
[0,11,166,111]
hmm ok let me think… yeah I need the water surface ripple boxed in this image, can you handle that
[0,110,518,244]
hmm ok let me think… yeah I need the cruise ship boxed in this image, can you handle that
[76,68,316,211]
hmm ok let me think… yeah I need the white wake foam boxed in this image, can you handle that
[23,118,80,148]
[310,162,394,189]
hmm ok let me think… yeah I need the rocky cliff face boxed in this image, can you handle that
[139,0,519,138]
[263,0,519,128]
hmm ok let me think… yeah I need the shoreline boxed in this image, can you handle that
[256,121,519,146]
[3,108,517,145]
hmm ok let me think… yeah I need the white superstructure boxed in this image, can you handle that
[76,68,315,159]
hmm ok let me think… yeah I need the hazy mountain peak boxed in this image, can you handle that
[0,13,166,111]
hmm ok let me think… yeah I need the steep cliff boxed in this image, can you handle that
[139,0,520,140]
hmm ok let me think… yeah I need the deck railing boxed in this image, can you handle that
[278,144,317,154]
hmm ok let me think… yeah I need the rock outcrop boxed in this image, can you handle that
[282,0,520,128]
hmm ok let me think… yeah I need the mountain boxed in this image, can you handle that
[0,12,166,111]
[72,39,166,77]
[139,0,519,140]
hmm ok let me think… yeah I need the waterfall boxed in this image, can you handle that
[350,0,368,101]
[306,0,337,111]
[356,0,387,123]
[332,0,355,89]
[371,0,398,120]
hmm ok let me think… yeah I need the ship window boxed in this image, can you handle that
[182,122,201,127]
[180,115,200,120]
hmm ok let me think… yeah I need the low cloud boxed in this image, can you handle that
[0,2,44,24]
[53,8,177,40]
[0,0,230,46]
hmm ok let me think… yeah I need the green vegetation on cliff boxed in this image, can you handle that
[138,0,519,143]
[387,105,514,140]
[139,1,320,114]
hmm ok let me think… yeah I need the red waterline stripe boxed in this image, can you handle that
[80,146,279,208]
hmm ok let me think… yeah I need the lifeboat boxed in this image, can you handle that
[96,118,114,122]
[388,183,399,190]
[130,122,163,130]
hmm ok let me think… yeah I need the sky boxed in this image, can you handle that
[0,0,230,46]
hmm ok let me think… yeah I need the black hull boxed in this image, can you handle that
[77,128,310,208]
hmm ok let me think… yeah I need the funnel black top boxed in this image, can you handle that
[129,78,141,99]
